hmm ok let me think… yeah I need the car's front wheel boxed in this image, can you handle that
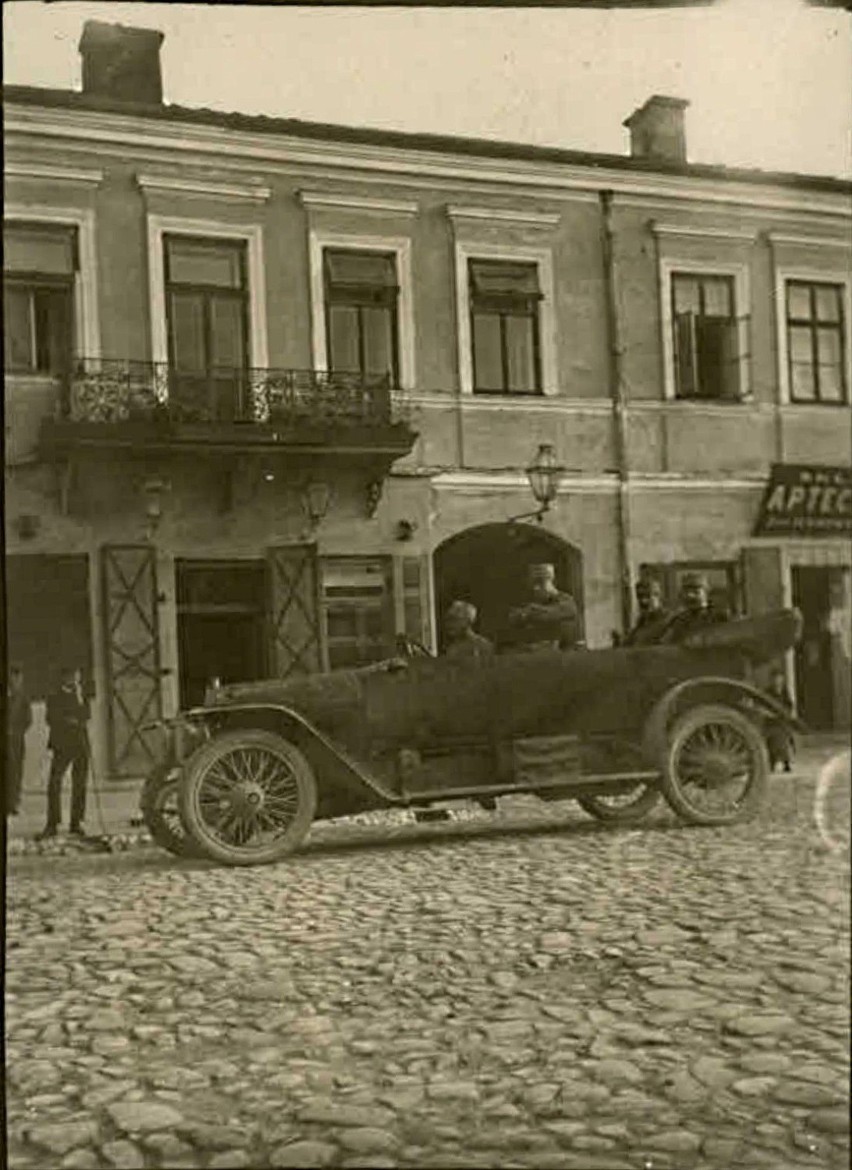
[578,784,660,824]
[178,729,317,866]
[660,704,769,826]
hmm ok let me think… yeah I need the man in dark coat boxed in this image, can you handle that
[39,665,90,838]
[6,664,32,816]
[623,577,670,646]
[657,572,726,645]
[443,600,495,662]
[508,563,581,651]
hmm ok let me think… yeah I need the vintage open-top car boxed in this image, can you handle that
[141,608,804,866]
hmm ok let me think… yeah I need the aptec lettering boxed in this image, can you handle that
[764,484,852,517]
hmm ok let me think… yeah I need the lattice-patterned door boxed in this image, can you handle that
[101,545,164,777]
[267,544,322,679]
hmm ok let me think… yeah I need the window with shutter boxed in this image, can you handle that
[469,259,542,395]
[671,272,741,400]
[323,249,399,384]
[321,557,395,669]
[3,222,77,375]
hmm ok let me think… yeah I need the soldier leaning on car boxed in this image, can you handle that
[443,600,495,662]
[655,572,727,645]
[508,563,582,652]
[622,577,670,647]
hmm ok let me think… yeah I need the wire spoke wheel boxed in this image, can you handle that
[179,730,317,866]
[661,704,768,826]
[139,766,203,858]
[578,783,661,824]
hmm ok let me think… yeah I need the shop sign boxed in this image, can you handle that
[754,464,852,538]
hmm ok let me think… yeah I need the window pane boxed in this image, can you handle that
[328,304,361,372]
[505,313,538,393]
[673,313,697,398]
[791,362,816,401]
[4,225,75,275]
[3,286,34,370]
[786,283,812,320]
[702,277,733,318]
[210,296,246,368]
[362,305,394,377]
[817,364,844,402]
[472,312,504,392]
[789,326,814,363]
[817,327,842,368]
[672,275,700,315]
[815,285,842,323]
[33,287,72,373]
[166,238,244,288]
[169,292,206,371]
[325,250,396,289]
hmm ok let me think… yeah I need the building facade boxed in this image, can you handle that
[5,22,851,791]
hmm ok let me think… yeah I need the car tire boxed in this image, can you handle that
[139,766,203,858]
[659,703,769,826]
[578,785,661,824]
[178,729,317,866]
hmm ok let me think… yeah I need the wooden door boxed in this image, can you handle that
[101,545,163,776]
[267,544,322,678]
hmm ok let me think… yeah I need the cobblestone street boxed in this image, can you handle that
[6,753,850,1170]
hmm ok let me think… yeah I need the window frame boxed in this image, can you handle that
[322,247,401,385]
[468,257,543,396]
[454,239,557,397]
[146,215,268,375]
[780,274,850,407]
[3,205,100,365]
[320,556,395,671]
[163,233,250,374]
[658,257,750,403]
[308,229,415,390]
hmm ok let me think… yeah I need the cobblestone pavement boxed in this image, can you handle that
[6,762,850,1170]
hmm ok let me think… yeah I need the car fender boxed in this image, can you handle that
[642,676,808,765]
[184,702,400,813]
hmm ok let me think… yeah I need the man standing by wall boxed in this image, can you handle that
[6,664,32,817]
[38,665,90,839]
[508,563,581,651]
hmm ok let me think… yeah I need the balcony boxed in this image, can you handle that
[39,358,418,512]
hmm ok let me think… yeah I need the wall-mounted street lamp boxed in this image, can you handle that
[301,479,333,529]
[508,443,566,524]
[143,477,169,539]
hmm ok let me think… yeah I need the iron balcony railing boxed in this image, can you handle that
[63,358,407,428]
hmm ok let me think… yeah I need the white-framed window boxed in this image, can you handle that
[3,204,99,365]
[321,557,395,670]
[658,258,750,402]
[453,238,557,397]
[774,266,851,407]
[146,215,268,374]
[307,229,415,390]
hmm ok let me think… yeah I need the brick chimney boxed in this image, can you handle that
[623,95,689,164]
[79,21,164,104]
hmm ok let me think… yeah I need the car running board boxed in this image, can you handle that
[402,770,659,803]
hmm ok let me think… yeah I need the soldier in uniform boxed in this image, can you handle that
[657,572,726,645]
[38,665,91,839]
[443,600,495,662]
[508,563,581,652]
[623,577,670,646]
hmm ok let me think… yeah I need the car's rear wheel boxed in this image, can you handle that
[578,784,660,823]
[660,704,768,826]
[140,766,202,858]
[178,730,317,866]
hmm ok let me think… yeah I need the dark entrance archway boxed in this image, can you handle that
[434,523,584,650]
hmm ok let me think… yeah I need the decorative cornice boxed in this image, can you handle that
[447,204,561,229]
[299,190,418,216]
[430,469,765,494]
[137,172,271,202]
[651,220,756,244]
[9,105,847,221]
[768,231,852,252]
[4,162,103,186]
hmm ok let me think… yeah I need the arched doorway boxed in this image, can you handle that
[433,523,584,650]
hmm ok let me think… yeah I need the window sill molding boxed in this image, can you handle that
[137,173,271,203]
[5,162,104,187]
[300,190,418,217]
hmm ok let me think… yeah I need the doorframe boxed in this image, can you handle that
[781,541,852,716]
